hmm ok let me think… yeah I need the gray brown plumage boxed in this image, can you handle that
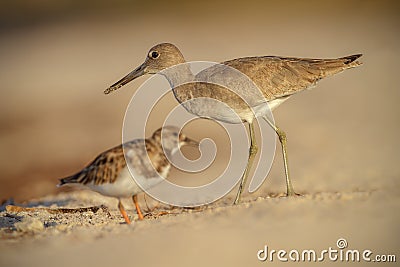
[104,43,362,204]
[221,54,362,101]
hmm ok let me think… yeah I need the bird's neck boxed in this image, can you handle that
[160,64,195,104]
[161,64,194,87]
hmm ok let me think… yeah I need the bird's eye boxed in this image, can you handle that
[173,132,179,137]
[149,51,160,59]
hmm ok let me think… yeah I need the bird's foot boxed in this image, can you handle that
[280,191,303,198]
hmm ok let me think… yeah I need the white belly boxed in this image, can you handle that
[267,96,290,110]
[181,96,290,124]
[85,167,165,198]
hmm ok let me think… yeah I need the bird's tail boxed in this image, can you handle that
[57,172,85,187]
[309,53,363,78]
[339,54,363,69]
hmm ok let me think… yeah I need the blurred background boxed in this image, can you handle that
[0,0,399,203]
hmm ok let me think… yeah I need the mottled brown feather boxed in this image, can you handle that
[60,138,170,186]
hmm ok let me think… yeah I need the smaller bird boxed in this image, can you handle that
[58,126,198,224]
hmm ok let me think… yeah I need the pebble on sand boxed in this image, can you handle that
[15,217,44,233]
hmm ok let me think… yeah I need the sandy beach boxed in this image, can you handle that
[0,1,399,266]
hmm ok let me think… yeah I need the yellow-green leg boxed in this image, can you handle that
[263,116,299,197]
[234,122,258,205]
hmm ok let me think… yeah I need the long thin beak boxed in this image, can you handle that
[184,137,200,147]
[104,63,147,94]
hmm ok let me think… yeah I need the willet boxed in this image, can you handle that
[104,43,362,204]
[58,126,198,224]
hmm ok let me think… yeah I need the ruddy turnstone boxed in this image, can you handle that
[58,126,198,224]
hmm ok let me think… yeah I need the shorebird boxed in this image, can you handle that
[58,126,198,224]
[104,43,362,204]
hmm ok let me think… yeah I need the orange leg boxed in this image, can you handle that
[118,199,131,224]
[132,195,144,220]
